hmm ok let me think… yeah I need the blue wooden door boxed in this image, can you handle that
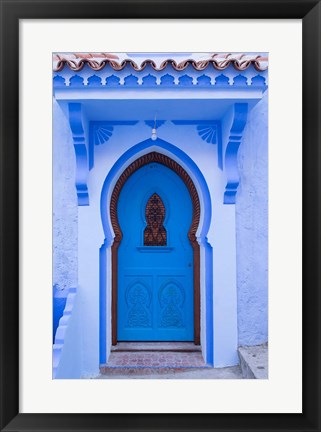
[117,162,194,341]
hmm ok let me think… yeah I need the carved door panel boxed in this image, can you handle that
[117,162,194,341]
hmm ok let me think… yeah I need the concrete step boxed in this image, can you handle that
[98,365,242,379]
[238,343,268,379]
[111,342,201,352]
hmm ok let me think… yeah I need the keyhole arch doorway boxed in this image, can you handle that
[110,151,201,345]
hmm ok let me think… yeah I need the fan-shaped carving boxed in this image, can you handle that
[93,126,113,145]
[197,124,217,144]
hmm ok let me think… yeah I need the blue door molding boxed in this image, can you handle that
[99,139,213,364]
[109,152,202,345]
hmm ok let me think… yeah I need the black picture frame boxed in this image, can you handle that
[1,1,320,431]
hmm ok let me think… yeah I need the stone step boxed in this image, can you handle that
[238,343,268,379]
[111,342,201,352]
[99,365,211,376]
[97,365,243,379]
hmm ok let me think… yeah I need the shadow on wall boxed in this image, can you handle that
[53,287,81,378]
[53,285,68,343]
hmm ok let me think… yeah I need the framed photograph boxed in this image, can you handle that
[52,49,268,381]
[1,0,320,431]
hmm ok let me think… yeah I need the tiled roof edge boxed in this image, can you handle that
[53,53,268,72]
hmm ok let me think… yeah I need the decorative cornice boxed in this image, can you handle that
[224,103,248,204]
[53,73,267,90]
[68,103,89,206]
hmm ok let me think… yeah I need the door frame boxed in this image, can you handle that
[110,151,201,345]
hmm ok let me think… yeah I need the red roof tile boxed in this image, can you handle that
[53,53,268,72]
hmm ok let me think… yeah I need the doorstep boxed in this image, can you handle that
[101,342,209,373]
[111,342,202,352]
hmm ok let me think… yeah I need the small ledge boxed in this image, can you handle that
[136,246,174,253]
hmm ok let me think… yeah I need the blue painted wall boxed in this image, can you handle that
[236,92,268,345]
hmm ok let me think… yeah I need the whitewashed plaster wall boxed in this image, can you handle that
[53,99,78,294]
[236,92,268,346]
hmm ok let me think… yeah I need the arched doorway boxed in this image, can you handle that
[110,152,201,345]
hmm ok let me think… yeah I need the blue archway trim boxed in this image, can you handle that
[99,239,107,364]
[99,138,213,364]
[224,103,248,204]
[204,240,214,365]
[68,103,89,206]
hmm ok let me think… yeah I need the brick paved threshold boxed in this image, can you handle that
[103,343,206,369]
[98,342,242,378]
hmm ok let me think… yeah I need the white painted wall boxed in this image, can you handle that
[53,100,78,293]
